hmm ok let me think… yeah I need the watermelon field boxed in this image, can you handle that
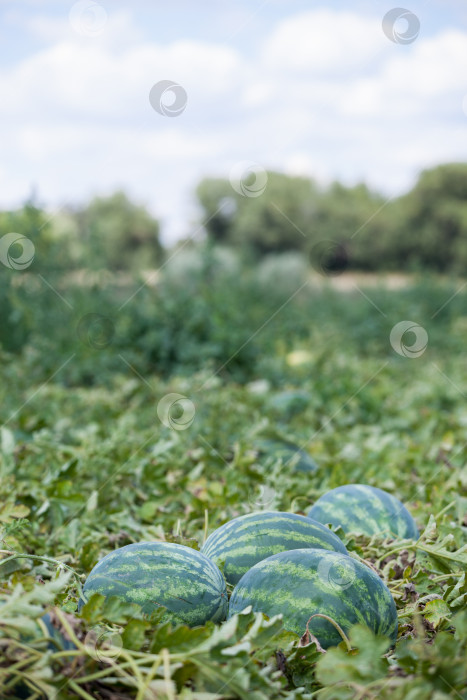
[1,265,467,699]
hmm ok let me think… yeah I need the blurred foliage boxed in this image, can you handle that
[387,163,467,272]
[197,162,467,271]
[1,243,467,385]
[0,190,161,276]
[69,190,162,272]
[197,172,317,256]
[2,162,467,278]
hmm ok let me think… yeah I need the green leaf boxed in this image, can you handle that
[445,573,467,608]
[79,592,106,622]
[0,503,30,523]
[150,622,213,654]
[285,640,324,692]
[423,599,450,627]
[316,625,390,687]
[121,618,150,650]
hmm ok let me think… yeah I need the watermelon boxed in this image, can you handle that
[308,484,418,540]
[80,542,228,626]
[254,438,318,473]
[229,549,398,649]
[39,612,76,651]
[201,511,347,585]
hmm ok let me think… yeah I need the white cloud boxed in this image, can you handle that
[0,36,243,124]
[0,6,466,242]
[261,9,385,76]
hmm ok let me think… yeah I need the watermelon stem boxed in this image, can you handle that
[305,614,352,652]
[67,680,95,700]
[375,542,416,565]
[53,609,150,684]
[162,648,175,700]
[431,572,463,582]
[0,551,84,596]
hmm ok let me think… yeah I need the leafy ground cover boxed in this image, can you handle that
[0,269,466,698]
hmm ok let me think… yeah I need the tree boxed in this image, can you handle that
[393,164,467,272]
[72,191,162,271]
[197,172,317,257]
[196,178,235,245]
[312,182,392,271]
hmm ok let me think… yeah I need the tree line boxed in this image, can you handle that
[197,162,467,272]
[1,162,466,274]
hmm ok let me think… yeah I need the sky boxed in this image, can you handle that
[0,0,466,243]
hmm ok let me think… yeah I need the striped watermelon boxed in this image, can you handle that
[80,542,228,626]
[229,549,398,649]
[201,511,347,585]
[254,439,318,473]
[308,484,418,540]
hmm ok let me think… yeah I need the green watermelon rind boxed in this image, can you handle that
[81,542,228,626]
[307,484,419,540]
[228,548,398,649]
[201,511,348,585]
